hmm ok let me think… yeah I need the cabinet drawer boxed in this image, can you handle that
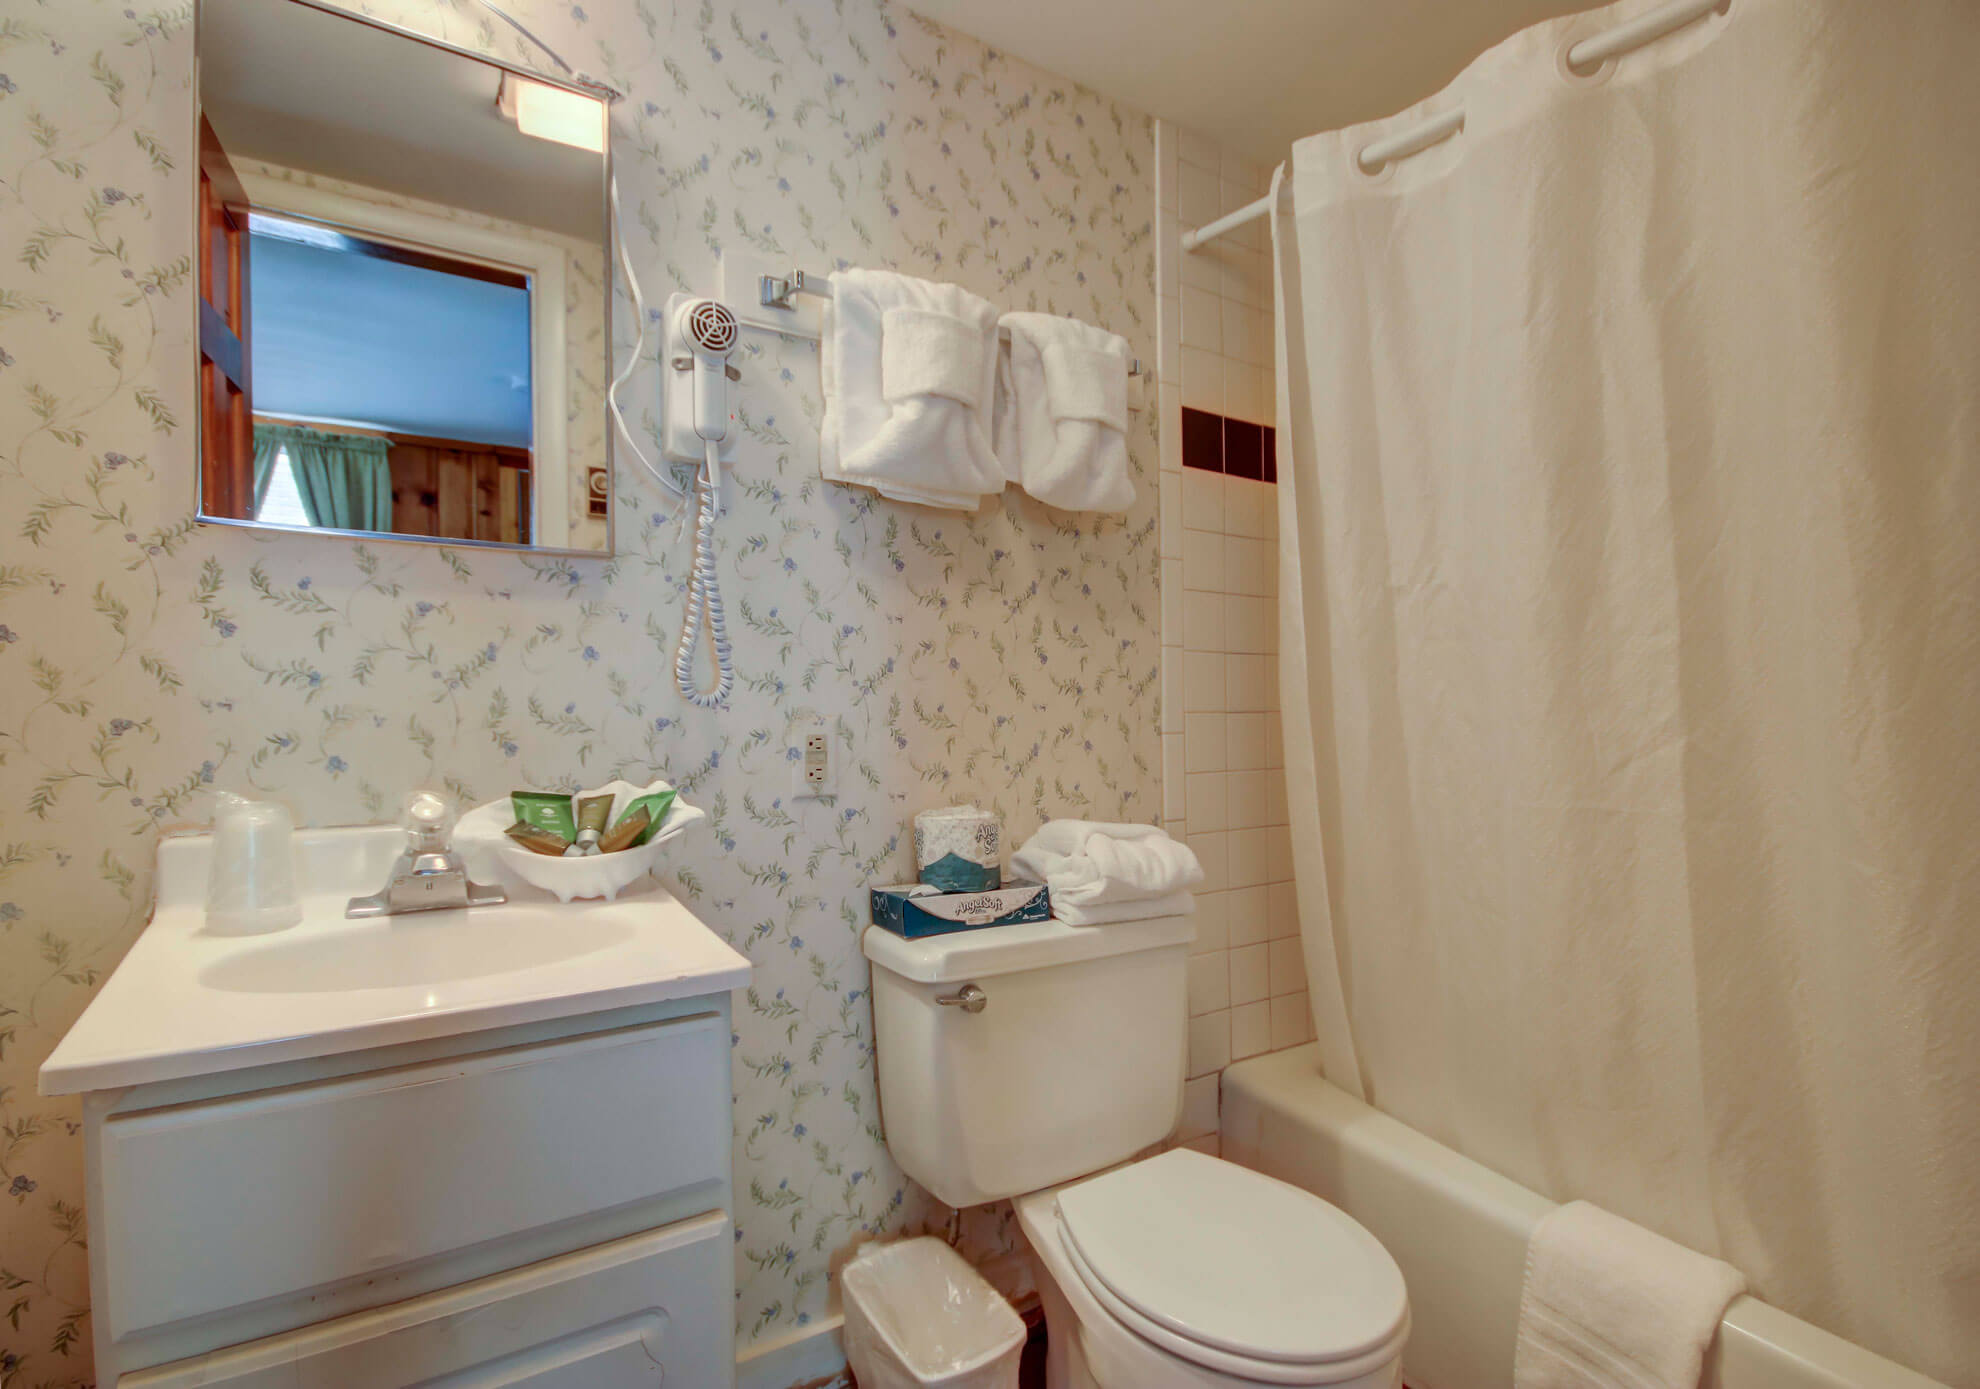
[99,1014,728,1342]
[122,1212,733,1388]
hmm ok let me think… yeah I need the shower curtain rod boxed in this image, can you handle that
[1180,0,1730,254]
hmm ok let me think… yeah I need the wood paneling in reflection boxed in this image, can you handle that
[198,116,253,518]
[386,434,531,545]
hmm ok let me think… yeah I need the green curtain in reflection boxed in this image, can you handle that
[252,423,394,532]
[251,428,284,516]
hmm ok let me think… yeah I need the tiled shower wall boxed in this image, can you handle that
[1155,123,1317,1153]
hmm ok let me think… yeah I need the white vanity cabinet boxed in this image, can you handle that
[75,998,738,1386]
[40,826,753,1387]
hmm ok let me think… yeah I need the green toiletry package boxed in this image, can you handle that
[511,790,576,843]
[614,787,677,846]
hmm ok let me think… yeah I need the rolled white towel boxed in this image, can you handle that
[1010,820,1203,908]
[1514,1201,1747,1389]
[1054,892,1196,927]
[993,312,1134,513]
[821,269,1005,510]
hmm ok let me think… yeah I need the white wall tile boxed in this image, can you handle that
[1182,651,1224,711]
[1222,301,1265,365]
[1182,528,1224,590]
[1266,824,1294,881]
[1226,538,1274,597]
[1264,713,1284,768]
[1180,346,1224,414]
[1268,881,1300,939]
[1225,247,1270,308]
[1184,590,1225,652]
[1230,943,1270,1005]
[1227,770,1277,829]
[1226,477,1274,539]
[1184,771,1228,834]
[1269,938,1307,998]
[1161,392,1183,472]
[1224,152,1265,192]
[1180,238,1224,295]
[1226,884,1270,947]
[1191,888,1230,954]
[1223,363,1264,426]
[1187,952,1229,1016]
[1185,712,1227,773]
[1227,594,1276,654]
[1231,1001,1272,1060]
[1187,830,1229,893]
[1181,468,1224,531]
[1178,125,1221,174]
[1181,1133,1221,1158]
[1188,1011,1231,1079]
[1226,712,1267,770]
[1180,286,1222,352]
[1225,653,1273,711]
[1179,160,1222,229]
[1270,993,1315,1050]
[1161,557,1183,634]
[1228,827,1270,887]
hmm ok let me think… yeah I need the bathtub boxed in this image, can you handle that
[1221,1047,1949,1389]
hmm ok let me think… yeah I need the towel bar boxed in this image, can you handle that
[761,268,1145,377]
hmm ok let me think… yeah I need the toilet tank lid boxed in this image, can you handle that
[861,913,1195,984]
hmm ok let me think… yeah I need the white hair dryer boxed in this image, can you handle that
[660,295,742,707]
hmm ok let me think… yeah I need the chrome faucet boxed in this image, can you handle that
[346,793,506,918]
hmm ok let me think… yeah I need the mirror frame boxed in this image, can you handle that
[191,0,620,559]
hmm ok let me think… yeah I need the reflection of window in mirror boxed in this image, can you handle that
[245,212,536,544]
[195,0,612,553]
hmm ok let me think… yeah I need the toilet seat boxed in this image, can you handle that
[1054,1149,1409,1385]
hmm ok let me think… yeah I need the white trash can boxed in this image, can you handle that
[840,1236,1026,1389]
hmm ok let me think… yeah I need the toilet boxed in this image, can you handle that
[863,912,1410,1389]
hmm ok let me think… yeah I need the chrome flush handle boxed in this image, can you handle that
[936,983,988,1014]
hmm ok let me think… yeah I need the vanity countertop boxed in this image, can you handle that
[40,824,751,1095]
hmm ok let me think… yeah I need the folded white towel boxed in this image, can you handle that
[993,312,1134,513]
[1010,820,1203,908]
[1053,892,1196,927]
[1515,1202,1747,1389]
[821,269,1005,510]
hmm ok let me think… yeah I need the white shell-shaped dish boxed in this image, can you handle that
[456,780,706,903]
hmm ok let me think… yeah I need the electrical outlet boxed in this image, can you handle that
[793,722,834,800]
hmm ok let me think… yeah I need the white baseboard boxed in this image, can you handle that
[736,1315,848,1389]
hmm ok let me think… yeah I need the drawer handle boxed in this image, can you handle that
[936,983,987,1014]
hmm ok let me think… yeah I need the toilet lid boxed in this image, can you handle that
[1055,1149,1409,1369]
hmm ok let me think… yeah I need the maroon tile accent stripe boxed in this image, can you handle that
[1181,406,1277,484]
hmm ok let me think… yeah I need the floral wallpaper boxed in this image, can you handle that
[0,0,1158,1381]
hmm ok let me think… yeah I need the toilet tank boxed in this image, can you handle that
[862,913,1195,1209]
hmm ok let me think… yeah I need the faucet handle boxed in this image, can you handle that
[403,790,453,851]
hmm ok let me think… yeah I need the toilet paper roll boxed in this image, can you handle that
[913,805,1002,892]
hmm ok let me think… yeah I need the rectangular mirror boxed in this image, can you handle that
[195,0,614,554]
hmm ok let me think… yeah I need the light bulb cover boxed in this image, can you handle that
[497,73,606,153]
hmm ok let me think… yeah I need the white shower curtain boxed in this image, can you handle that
[1271,0,1980,1382]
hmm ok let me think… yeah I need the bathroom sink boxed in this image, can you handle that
[39,823,752,1094]
[200,912,639,994]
